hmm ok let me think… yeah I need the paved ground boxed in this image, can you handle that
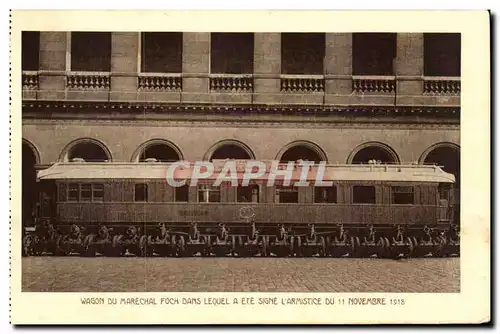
[22,257,460,293]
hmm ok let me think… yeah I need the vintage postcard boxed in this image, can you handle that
[9,10,490,325]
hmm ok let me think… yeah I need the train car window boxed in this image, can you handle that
[391,186,414,204]
[438,184,450,201]
[237,185,259,203]
[134,183,148,202]
[67,183,79,201]
[352,185,376,204]
[277,186,299,203]
[438,183,453,206]
[314,186,337,203]
[175,185,189,202]
[198,185,221,203]
[92,184,104,202]
[80,184,92,201]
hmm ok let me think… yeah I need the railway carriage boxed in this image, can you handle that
[22,158,459,258]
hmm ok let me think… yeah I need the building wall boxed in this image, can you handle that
[23,32,461,107]
[23,121,459,165]
[22,31,461,166]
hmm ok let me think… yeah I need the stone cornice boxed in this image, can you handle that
[21,100,460,114]
[22,118,460,131]
[21,101,460,125]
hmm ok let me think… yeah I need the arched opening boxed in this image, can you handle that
[280,146,323,163]
[422,144,460,185]
[22,141,38,227]
[61,139,112,162]
[277,141,327,163]
[211,144,251,161]
[207,141,255,161]
[140,143,181,162]
[349,142,400,164]
[204,141,256,203]
[69,143,109,162]
[131,139,184,162]
[421,143,460,225]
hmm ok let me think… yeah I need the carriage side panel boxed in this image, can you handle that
[55,201,437,227]
[57,182,66,202]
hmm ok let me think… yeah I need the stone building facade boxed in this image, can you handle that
[21,32,461,221]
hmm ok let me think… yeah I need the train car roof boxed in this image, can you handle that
[37,161,456,183]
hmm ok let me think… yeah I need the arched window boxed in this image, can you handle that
[277,141,327,163]
[349,142,400,164]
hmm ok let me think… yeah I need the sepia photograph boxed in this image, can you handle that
[9,10,490,325]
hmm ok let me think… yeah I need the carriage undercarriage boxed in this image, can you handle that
[22,222,460,259]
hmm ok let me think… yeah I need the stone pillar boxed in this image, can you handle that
[253,33,281,104]
[110,32,139,101]
[38,32,66,100]
[182,32,210,103]
[395,33,424,102]
[324,33,352,105]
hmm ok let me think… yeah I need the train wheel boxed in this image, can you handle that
[230,236,237,257]
[82,235,95,257]
[355,236,362,258]
[435,237,447,257]
[407,237,415,257]
[319,236,326,257]
[148,235,157,256]
[33,236,44,256]
[86,244,96,257]
[384,237,392,258]
[177,235,186,257]
[349,236,355,257]
[325,236,332,257]
[261,236,269,257]
[377,237,387,258]
[57,235,70,256]
[296,236,302,257]
[198,236,208,257]
[450,238,460,256]
[236,236,244,257]
[289,236,295,257]
[22,235,34,257]
[139,235,148,257]
[168,235,176,257]
[413,237,425,257]
[112,235,124,257]
[105,239,117,257]
[411,237,419,257]
[55,235,63,255]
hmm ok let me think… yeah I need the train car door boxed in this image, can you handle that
[437,183,454,223]
[38,179,57,220]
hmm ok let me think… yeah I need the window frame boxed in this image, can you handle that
[391,185,415,205]
[210,32,255,74]
[352,33,397,76]
[276,185,299,204]
[174,184,189,203]
[197,184,221,203]
[280,33,326,75]
[423,33,461,77]
[140,32,183,74]
[314,185,338,204]
[65,183,105,202]
[22,31,40,71]
[92,184,104,202]
[70,32,112,72]
[236,185,260,203]
[134,183,149,202]
[352,185,377,205]
[67,183,80,202]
